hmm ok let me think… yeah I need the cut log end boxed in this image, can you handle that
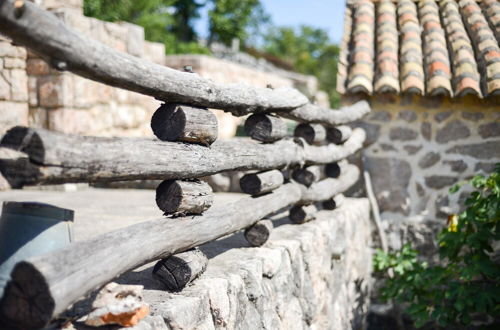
[152,248,208,291]
[0,261,55,329]
[151,104,218,145]
[239,169,284,196]
[294,123,326,145]
[244,114,287,142]
[244,219,273,247]
[291,166,322,187]
[326,126,352,145]
[289,204,317,224]
[155,179,213,215]
[325,162,341,178]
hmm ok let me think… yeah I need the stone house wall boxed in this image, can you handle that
[351,94,500,251]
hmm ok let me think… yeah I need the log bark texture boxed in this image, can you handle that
[279,101,371,125]
[298,163,359,205]
[152,248,208,292]
[155,180,213,215]
[0,183,302,329]
[244,219,273,247]
[0,127,365,186]
[326,126,352,145]
[239,169,284,195]
[151,104,218,145]
[289,204,317,224]
[244,114,287,142]
[0,0,307,115]
[294,124,326,145]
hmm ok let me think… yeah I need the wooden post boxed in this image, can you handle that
[289,204,317,224]
[244,219,273,247]
[151,104,218,146]
[326,126,352,145]
[239,169,284,195]
[244,114,287,143]
[0,183,302,329]
[294,123,326,145]
[291,166,323,187]
[152,248,208,292]
[155,179,213,215]
[325,162,341,178]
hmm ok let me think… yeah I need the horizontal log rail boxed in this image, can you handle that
[0,126,365,187]
[0,161,359,328]
[0,0,370,124]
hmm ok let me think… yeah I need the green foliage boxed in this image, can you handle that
[374,164,500,328]
[83,0,209,54]
[208,0,269,47]
[263,26,340,108]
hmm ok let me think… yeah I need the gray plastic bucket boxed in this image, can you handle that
[0,201,74,296]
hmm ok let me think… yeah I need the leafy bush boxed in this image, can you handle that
[374,164,500,328]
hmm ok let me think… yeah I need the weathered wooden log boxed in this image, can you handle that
[244,114,287,142]
[326,126,352,145]
[151,104,218,145]
[294,123,326,145]
[239,169,284,195]
[152,248,208,292]
[155,180,213,215]
[244,219,273,247]
[298,164,359,205]
[200,173,231,192]
[325,162,341,178]
[289,204,317,224]
[0,127,365,186]
[322,194,345,210]
[0,0,308,115]
[0,183,302,329]
[279,101,371,126]
[291,166,323,187]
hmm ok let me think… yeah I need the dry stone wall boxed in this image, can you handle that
[352,94,499,252]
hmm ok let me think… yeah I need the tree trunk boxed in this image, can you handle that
[239,169,284,195]
[152,248,208,292]
[244,219,273,247]
[244,114,287,143]
[151,104,218,146]
[155,180,213,215]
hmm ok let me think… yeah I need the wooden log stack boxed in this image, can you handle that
[0,2,371,328]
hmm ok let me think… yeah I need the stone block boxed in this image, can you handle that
[28,107,48,128]
[424,175,458,190]
[47,107,94,134]
[357,121,380,145]
[0,71,10,100]
[443,160,467,173]
[474,162,497,174]
[420,121,431,140]
[0,102,29,136]
[389,127,418,141]
[398,110,417,122]
[462,112,484,121]
[143,42,166,65]
[446,141,500,159]
[40,0,83,10]
[4,58,26,69]
[28,77,38,107]
[434,111,452,123]
[26,58,51,76]
[10,69,28,102]
[436,120,470,144]
[38,74,74,108]
[367,111,391,122]
[120,22,145,58]
[478,122,500,139]
[418,151,440,169]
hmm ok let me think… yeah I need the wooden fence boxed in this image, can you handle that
[0,0,370,328]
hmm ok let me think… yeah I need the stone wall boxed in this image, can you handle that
[69,198,372,330]
[351,94,500,251]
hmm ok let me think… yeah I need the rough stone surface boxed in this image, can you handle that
[364,157,411,215]
[435,195,450,219]
[446,141,500,159]
[462,112,484,122]
[474,162,497,174]
[435,120,471,144]
[434,112,452,123]
[389,127,418,141]
[380,143,396,151]
[443,160,467,173]
[418,152,440,169]
[420,122,431,141]
[398,110,417,122]
[356,121,380,146]
[368,111,391,122]
[478,122,500,139]
[424,176,458,190]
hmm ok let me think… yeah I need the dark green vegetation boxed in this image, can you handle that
[83,0,340,107]
[374,165,500,328]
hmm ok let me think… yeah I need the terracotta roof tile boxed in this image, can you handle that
[338,0,500,98]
